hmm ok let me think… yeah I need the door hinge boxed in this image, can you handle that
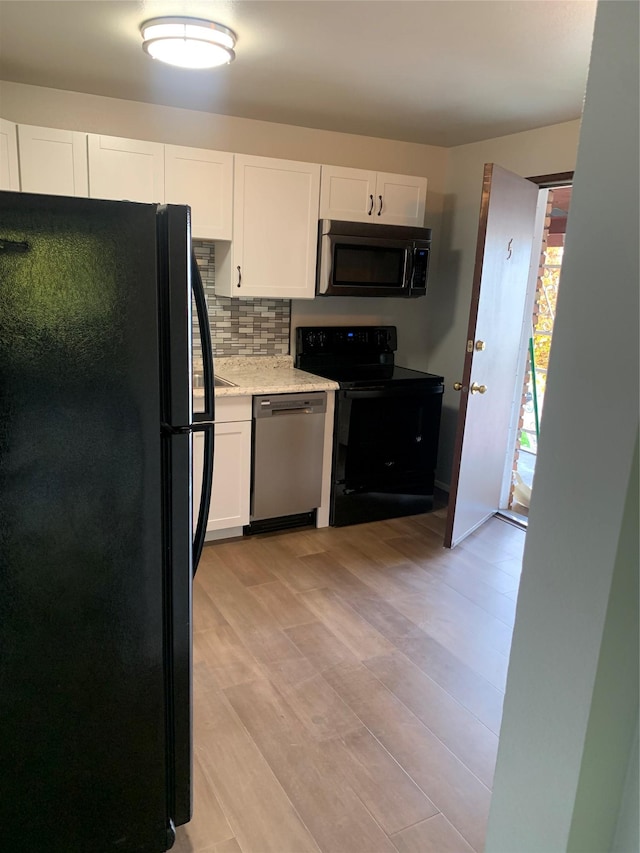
[466,339,473,353]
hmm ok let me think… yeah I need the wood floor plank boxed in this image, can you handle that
[331,545,440,600]
[325,727,439,835]
[391,814,475,853]
[202,570,308,666]
[264,544,330,593]
[322,662,492,851]
[441,547,521,595]
[249,579,317,629]
[267,655,363,741]
[365,652,499,788]
[391,586,512,689]
[212,539,277,587]
[397,633,505,734]
[192,665,320,853]
[334,588,430,644]
[299,587,395,660]
[214,839,243,853]
[332,526,412,567]
[224,677,398,853]
[171,749,235,853]
[192,623,264,689]
[193,578,230,634]
[185,515,524,853]
[286,618,362,672]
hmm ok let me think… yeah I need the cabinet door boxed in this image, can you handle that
[165,145,233,240]
[192,421,251,535]
[88,134,164,203]
[0,118,20,190]
[18,125,88,196]
[218,155,320,299]
[374,172,427,226]
[319,165,377,222]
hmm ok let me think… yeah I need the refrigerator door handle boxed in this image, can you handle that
[191,251,215,424]
[191,421,214,575]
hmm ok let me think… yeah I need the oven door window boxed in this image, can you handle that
[337,391,441,493]
[333,243,406,288]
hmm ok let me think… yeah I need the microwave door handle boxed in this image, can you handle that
[404,249,413,293]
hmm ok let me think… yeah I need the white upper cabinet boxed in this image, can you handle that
[320,165,427,227]
[87,134,164,203]
[215,154,321,299]
[165,145,233,241]
[18,124,88,196]
[0,118,20,190]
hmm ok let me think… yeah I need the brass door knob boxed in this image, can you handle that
[470,382,487,394]
[453,382,463,391]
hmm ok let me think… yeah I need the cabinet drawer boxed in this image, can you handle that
[215,395,251,423]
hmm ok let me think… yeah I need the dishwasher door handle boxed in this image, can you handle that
[270,406,316,416]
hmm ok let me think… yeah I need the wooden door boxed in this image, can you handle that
[444,164,539,547]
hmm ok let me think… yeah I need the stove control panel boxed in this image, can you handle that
[296,326,397,356]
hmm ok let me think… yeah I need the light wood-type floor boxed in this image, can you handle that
[174,509,525,853]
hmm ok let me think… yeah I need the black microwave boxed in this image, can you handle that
[316,219,431,298]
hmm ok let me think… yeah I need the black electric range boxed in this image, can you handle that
[295,326,444,526]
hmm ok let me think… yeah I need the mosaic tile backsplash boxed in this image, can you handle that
[192,241,291,359]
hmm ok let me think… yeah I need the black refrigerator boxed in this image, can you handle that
[0,191,215,851]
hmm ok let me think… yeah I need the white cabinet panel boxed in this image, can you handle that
[18,125,88,196]
[374,172,427,226]
[192,399,251,538]
[319,166,376,221]
[208,421,251,530]
[320,165,427,226]
[165,145,233,240]
[216,154,321,299]
[0,118,20,190]
[88,134,164,203]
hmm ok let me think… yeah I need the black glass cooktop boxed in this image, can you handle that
[303,363,443,389]
[295,325,444,390]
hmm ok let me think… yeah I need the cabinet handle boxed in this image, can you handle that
[237,265,242,288]
[377,195,383,216]
[368,194,374,215]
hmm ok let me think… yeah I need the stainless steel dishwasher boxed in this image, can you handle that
[250,391,327,530]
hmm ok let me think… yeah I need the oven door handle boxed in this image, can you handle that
[342,385,444,399]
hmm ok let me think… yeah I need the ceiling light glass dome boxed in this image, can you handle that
[140,17,236,69]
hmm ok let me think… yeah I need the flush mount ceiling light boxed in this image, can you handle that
[140,17,236,69]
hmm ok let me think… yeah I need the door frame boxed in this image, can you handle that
[444,169,574,548]
[499,172,575,512]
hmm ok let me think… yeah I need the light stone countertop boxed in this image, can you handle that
[193,355,338,399]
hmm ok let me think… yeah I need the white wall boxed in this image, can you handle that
[485,1,639,849]
[427,119,582,485]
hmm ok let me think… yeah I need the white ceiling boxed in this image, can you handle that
[0,0,597,147]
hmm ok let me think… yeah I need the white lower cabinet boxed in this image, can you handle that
[192,396,251,540]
